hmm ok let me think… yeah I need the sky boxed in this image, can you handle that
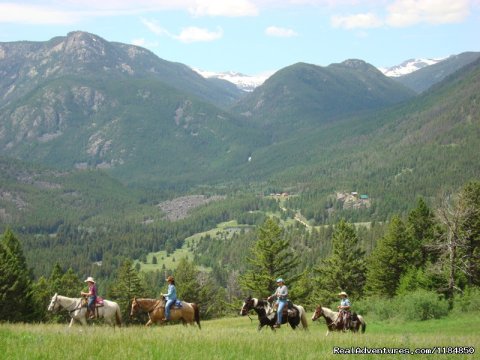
[1,0,479,75]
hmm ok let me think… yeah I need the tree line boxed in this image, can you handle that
[1,181,479,323]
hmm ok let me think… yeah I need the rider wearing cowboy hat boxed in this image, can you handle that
[162,275,177,321]
[268,278,288,328]
[81,276,97,319]
[336,291,351,330]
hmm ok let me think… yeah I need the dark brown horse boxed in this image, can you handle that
[130,297,201,328]
[312,305,366,335]
[240,296,308,331]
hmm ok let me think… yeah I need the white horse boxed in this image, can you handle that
[48,293,122,327]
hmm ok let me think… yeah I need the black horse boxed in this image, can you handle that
[239,296,308,331]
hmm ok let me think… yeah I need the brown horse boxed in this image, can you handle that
[312,305,366,335]
[130,297,201,328]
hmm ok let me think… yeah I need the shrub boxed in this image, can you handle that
[399,290,449,321]
[353,291,449,322]
[453,287,480,313]
[353,296,397,321]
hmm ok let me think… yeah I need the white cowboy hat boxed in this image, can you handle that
[84,276,95,283]
[338,291,348,297]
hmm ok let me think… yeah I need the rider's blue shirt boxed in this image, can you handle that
[340,298,351,307]
[165,284,177,301]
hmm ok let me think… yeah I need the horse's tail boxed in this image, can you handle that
[192,303,201,329]
[298,305,308,330]
[115,305,122,327]
[359,315,366,333]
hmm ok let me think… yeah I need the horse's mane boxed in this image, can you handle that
[319,306,338,320]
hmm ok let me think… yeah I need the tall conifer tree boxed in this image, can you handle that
[314,220,366,303]
[365,216,413,297]
[239,217,300,297]
[458,181,480,286]
[0,229,35,321]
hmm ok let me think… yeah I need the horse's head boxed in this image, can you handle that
[130,297,139,318]
[48,293,60,312]
[312,305,324,321]
[239,296,255,316]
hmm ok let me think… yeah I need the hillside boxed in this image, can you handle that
[239,57,480,220]
[0,157,160,228]
[231,60,416,139]
[0,31,243,110]
[394,52,480,93]
[0,31,478,216]
[0,32,267,187]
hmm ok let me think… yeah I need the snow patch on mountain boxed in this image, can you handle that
[193,69,273,92]
[379,57,446,77]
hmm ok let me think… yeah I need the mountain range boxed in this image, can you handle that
[193,53,480,94]
[1,31,479,226]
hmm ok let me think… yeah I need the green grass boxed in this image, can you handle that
[134,221,254,272]
[1,313,478,359]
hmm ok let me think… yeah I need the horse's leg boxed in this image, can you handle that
[69,318,75,327]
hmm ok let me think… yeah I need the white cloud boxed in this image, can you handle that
[265,26,298,37]
[386,0,471,27]
[0,3,80,24]
[174,26,223,43]
[141,18,169,36]
[331,12,383,29]
[188,0,259,17]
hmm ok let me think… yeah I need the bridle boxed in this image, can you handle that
[49,295,83,314]
[312,306,323,321]
[240,298,255,316]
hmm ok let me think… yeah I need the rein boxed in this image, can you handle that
[138,299,162,313]
[54,296,83,314]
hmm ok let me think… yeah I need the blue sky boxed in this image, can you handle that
[1,1,479,75]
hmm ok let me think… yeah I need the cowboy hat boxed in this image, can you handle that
[338,291,348,297]
[166,275,174,282]
[84,276,95,283]
[276,278,284,283]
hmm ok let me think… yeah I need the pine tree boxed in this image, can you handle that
[239,217,300,297]
[0,229,35,322]
[109,259,146,321]
[314,220,366,303]
[458,181,480,286]
[407,198,436,266]
[173,257,200,302]
[365,216,413,297]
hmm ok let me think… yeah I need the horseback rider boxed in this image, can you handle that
[336,291,351,330]
[81,276,97,319]
[162,275,177,321]
[268,278,288,329]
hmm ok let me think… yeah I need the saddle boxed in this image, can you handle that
[172,300,183,309]
[81,297,104,320]
[81,296,104,307]
[275,302,298,319]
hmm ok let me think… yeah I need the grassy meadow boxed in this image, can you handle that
[1,313,478,360]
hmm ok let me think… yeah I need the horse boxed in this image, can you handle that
[130,297,201,328]
[311,305,366,335]
[239,296,308,331]
[47,293,122,327]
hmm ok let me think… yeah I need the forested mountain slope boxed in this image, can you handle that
[394,51,480,93]
[231,60,416,139]
[252,57,480,221]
